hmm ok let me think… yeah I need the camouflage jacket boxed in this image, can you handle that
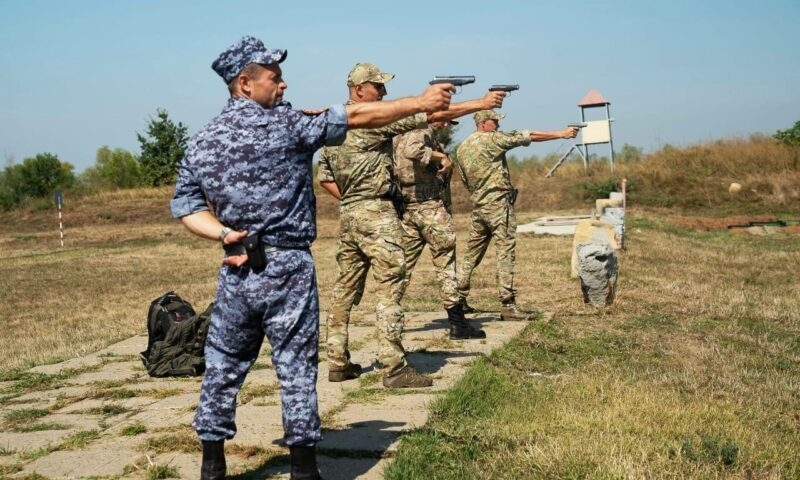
[170,97,347,248]
[392,127,447,203]
[455,130,531,207]
[318,101,427,206]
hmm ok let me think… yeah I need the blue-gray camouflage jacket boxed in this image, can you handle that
[171,97,347,248]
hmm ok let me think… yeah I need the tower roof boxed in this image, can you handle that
[578,89,610,107]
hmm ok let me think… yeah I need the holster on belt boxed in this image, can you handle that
[387,181,406,218]
[223,233,266,270]
[507,188,519,206]
[505,188,519,228]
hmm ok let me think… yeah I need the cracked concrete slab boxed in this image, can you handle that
[0,311,528,479]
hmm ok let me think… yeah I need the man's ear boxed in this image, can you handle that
[238,74,251,95]
[353,84,364,99]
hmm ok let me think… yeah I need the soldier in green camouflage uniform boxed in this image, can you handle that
[319,64,505,388]
[456,110,577,320]
[393,122,485,339]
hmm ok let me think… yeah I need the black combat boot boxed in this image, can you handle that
[460,298,478,314]
[290,446,322,480]
[446,303,486,340]
[200,440,226,480]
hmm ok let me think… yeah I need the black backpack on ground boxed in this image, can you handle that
[140,291,213,377]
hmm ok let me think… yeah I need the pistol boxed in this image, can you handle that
[568,122,588,128]
[429,76,476,87]
[489,84,519,92]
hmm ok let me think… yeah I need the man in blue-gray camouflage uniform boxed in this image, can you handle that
[171,36,453,480]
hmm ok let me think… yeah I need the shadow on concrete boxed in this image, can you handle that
[407,350,482,375]
[403,320,447,334]
[404,313,501,334]
[466,314,500,324]
[232,420,406,480]
[359,349,481,376]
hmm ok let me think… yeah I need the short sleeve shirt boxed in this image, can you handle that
[170,97,347,248]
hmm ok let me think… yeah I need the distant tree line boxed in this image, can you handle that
[2,115,799,211]
[0,109,187,210]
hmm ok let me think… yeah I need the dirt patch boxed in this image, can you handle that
[667,214,800,236]
[667,214,782,231]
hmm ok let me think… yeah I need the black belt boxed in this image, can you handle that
[223,234,306,270]
[223,243,281,256]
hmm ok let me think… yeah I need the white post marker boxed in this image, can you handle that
[54,189,64,247]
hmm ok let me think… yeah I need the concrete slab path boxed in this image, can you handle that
[0,311,528,479]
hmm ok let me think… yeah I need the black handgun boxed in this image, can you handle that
[568,122,588,128]
[489,84,519,92]
[429,76,476,87]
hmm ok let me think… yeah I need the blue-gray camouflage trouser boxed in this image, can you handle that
[193,248,321,447]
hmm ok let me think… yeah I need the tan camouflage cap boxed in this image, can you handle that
[473,110,505,123]
[346,62,395,87]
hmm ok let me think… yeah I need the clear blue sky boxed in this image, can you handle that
[1,0,798,173]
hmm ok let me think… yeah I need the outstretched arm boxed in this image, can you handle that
[346,83,453,128]
[530,126,579,142]
[427,91,506,123]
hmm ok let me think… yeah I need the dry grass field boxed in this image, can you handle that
[1,136,798,478]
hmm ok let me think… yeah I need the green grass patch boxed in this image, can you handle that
[4,408,71,433]
[250,361,272,371]
[120,422,147,436]
[90,388,140,400]
[0,464,23,476]
[226,443,269,459]
[148,388,185,399]
[6,372,66,393]
[17,446,52,461]
[85,403,130,416]
[357,371,382,388]
[344,387,388,403]
[13,422,71,433]
[238,382,279,405]
[387,302,800,479]
[141,425,198,454]
[60,429,101,450]
[1,363,104,395]
[4,407,50,426]
[145,464,180,479]
[124,457,181,480]
[89,379,127,389]
[673,433,740,467]
[17,473,50,480]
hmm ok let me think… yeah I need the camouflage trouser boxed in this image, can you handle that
[457,200,517,304]
[326,199,407,374]
[398,199,461,309]
[194,248,321,447]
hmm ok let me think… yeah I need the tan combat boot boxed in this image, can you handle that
[382,365,433,388]
[328,350,362,382]
[499,303,539,321]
